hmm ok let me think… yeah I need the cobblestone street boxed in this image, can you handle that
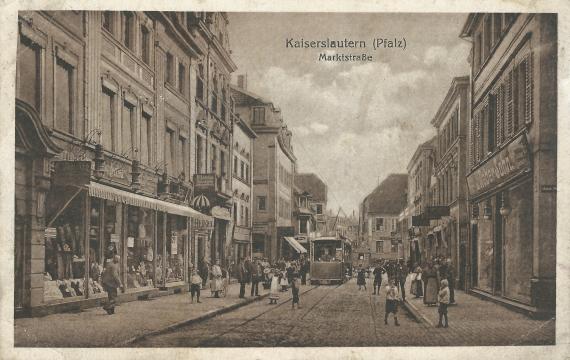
[134,279,555,347]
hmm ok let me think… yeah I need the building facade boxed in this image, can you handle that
[232,83,296,262]
[404,137,437,265]
[295,173,328,235]
[429,76,470,290]
[230,115,256,263]
[14,11,239,316]
[460,13,556,312]
[359,174,408,265]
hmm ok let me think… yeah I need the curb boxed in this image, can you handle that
[402,299,434,327]
[117,292,270,346]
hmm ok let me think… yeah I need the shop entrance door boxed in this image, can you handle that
[494,196,503,296]
[14,155,31,310]
[471,224,478,288]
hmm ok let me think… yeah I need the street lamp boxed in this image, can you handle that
[470,203,479,225]
[499,192,511,217]
[483,199,492,220]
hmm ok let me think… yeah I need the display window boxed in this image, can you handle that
[503,181,533,303]
[126,207,155,289]
[44,194,86,301]
[165,215,186,283]
[477,201,494,293]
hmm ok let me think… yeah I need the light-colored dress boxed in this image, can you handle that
[210,265,223,292]
[269,275,280,300]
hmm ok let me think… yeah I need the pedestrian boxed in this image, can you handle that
[291,273,301,309]
[250,259,262,297]
[237,257,249,298]
[384,278,401,326]
[269,269,280,304]
[280,270,289,291]
[396,260,407,301]
[210,259,224,298]
[101,254,123,315]
[189,267,202,303]
[357,265,367,291]
[446,258,456,304]
[413,263,424,298]
[423,261,439,306]
[437,279,450,328]
[200,257,209,289]
[372,261,386,295]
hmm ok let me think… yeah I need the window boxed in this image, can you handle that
[211,144,217,174]
[233,155,238,176]
[55,58,73,134]
[220,151,226,177]
[392,219,397,231]
[257,196,266,211]
[141,26,150,64]
[474,33,482,73]
[391,240,398,253]
[240,204,244,225]
[102,11,113,33]
[375,217,384,231]
[245,207,249,226]
[166,52,174,85]
[233,203,238,222]
[316,204,323,215]
[140,113,151,165]
[196,135,204,173]
[240,160,245,179]
[165,128,174,174]
[376,241,384,253]
[122,12,134,50]
[178,63,185,94]
[17,36,41,111]
[252,107,265,125]
[211,90,218,113]
[245,164,249,182]
[300,219,307,234]
[488,94,496,152]
[179,136,187,177]
[492,13,503,46]
[122,101,135,157]
[101,87,115,151]
[483,15,492,61]
[196,64,204,101]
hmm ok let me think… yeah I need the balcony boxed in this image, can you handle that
[193,173,231,201]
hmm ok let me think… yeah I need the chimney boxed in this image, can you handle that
[237,74,247,90]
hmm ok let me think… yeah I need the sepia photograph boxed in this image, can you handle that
[4,3,566,357]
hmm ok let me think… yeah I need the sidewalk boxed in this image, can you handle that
[403,289,555,345]
[15,282,271,347]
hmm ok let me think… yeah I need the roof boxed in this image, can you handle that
[362,174,408,215]
[430,76,470,128]
[459,13,480,38]
[407,136,437,171]
[295,173,327,203]
[231,85,274,108]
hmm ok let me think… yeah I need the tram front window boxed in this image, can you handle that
[315,242,340,262]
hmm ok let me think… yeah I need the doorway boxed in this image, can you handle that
[493,195,503,296]
[471,224,478,288]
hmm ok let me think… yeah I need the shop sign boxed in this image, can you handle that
[467,133,531,197]
[127,236,135,248]
[424,206,450,220]
[541,185,556,192]
[211,206,232,221]
[412,215,429,226]
[53,161,91,186]
[104,158,131,186]
[110,234,120,243]
[194,173,217,191]
[192,218,214,231]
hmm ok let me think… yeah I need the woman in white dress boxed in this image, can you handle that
[269,270,280,304]
[210,260,223,298]
[280,270,289,291]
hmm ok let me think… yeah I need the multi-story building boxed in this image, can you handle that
[291,186,316,255]
[295,173,328,235]
[359,174,408,265]
[460,13,556,313]
[429,76,470,290]
[230,114,256,263]
[404,137,437,265]
[13,11,237,316]
[232,81,296,262]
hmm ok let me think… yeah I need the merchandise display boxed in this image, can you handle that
[126,207,154,289]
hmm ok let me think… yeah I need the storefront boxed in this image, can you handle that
[467,133,534,306]
[18,153,211,314]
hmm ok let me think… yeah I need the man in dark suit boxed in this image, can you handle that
[249,259,262,296]
[101,255,123,315]
[237,257,250,298]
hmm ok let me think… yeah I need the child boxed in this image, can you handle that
[291,273,301,309]
[269,269,280,304]
[384,279,400,326]
[280,270,289,291]
[190,268,202,303]
[437,279,450,328]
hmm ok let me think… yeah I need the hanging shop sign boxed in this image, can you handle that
[467,133,531,197]
[211,206,232,221]
[192,217,214,231]
[53,161,91,186]
[424,206,450,220]
[412,215,430,226]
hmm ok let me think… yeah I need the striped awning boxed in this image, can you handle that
[284,236,307,254]
[88,181,211,220]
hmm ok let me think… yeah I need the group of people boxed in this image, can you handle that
[355,256,455,328]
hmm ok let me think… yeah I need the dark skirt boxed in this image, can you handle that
[292,288,300,303]
[357,276,366,285]
[385,299,398,314]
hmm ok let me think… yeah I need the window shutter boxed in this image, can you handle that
[523,55,533,125]
[505,69,514,137]
[470,116,475,168]
[496,85,504,145]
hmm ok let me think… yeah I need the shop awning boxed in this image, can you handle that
[88,182,211,220]
[284,236,307,254]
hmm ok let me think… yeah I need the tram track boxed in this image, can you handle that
[196,284,327,346]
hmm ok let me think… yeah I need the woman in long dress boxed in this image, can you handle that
[423,261,439,305]
[210,260,223,298]
[413,263,424,298]
[269,270,280,304]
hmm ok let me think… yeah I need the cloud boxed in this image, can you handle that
[310,122,329,134]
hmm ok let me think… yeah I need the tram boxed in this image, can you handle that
[310,236,352,285]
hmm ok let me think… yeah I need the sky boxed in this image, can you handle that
[227,13,470,215]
